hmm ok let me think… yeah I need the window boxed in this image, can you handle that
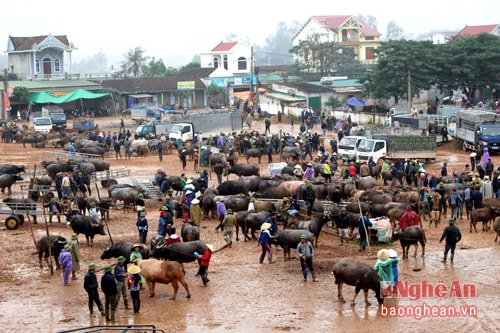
[374,142,385,152]
[237,57,247,70]
[223,55,228,70]
[54,59,60,72]
[36,59,40,73]
[213,57,218,68]
[365,36,374,41]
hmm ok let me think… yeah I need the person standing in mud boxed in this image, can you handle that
[440,218,462,263]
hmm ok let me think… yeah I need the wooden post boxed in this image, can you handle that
[95,183,113,245]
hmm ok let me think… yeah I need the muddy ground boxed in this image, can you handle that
[0,116,499,332]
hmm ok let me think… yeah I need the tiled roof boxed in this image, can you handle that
[311,15,381,37]
[212,41,238,52]
[9,35,69,51]
[457,24,498,37]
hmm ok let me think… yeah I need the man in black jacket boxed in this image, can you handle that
[101,265,118,322]
[84,263,105,316]
[302,183,315,217]
[440,218,462,263]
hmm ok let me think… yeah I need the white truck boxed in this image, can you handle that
[33,116,53,133]
[337,135,366,160]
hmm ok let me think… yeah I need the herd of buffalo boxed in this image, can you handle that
[3,143,500,307]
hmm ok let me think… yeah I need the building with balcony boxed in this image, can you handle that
[292,15,381,66]
[6,34,76,80]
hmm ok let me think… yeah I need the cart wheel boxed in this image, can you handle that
[5,215,21,230]
[18,215,25,225]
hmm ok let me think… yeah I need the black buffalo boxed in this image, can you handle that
[0,164,26,174]
[217,180,250,196]
[181,222,200,242]
[150,239,208,264]
[36,235,67,269]
[391,226,426,259]
[239,211,272,241]
[0,174,23,195]
[228,164,260,177]
[90,160,110,171]
[66,214,106,246]
[100,242,150,265]
[297,213,331,248]
[244,148,265,163]
[200,194,216,220]
[332,259,383,306]
[271,230,314,260]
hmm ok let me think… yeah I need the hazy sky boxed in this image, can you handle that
[3,0,499,68]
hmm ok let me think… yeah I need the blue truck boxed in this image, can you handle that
[456,110,500,152]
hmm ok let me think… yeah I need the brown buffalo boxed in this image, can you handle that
[494,216,500,242]
[470,207,496,232]
[134,259,191,300]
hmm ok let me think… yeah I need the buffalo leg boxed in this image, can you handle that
[148,281,155,297]
[351,286,361,306]
[180,277,191,298]
[413,244,418,257]
[170,281,179,300]
[337,281,345,303]
[420,241,426,257]
[363,289,371,306]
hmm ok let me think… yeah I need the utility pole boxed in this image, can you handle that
[408,69,412,113]
[2,69,8,121]
[249,46,254,109]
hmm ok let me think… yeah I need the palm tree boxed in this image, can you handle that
[121,47,149,77]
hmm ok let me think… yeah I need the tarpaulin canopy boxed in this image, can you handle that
[345,97,366,107]
[29,89,110,104]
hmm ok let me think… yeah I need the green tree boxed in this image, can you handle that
[121,47,149,77]
[359,40,437,102]
[177,62,201,76]
[142,57,167,77]
[206,84,226,105]
[386,20,404,40]
[256,21,300,65]
[437,33,500,99]
[10,87,30,105]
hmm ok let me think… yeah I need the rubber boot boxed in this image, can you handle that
[450,255,454,263]
[110,311,116,322]
[441,255,447,262]
[98,305,105,316]
[311,271,318,282]
[201,276,209,286]
[89,306,93,315]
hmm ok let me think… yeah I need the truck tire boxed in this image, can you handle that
[5,215,21,230]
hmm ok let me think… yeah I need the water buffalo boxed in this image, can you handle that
[391,226,426,259]
[281,147,301,162]
[150,240,207,264]
[297,213,331,248]
[45,162,73,179]
[494,217,500,242]
[235,211,252,241]
[76,162,96,174]
[134,258,191,300]
[332,259,383,306]
[91,160,110,171]
[79,146,106,157]
[36,235,67,269]
[244,148,265,163]
[470,206,496,232]
[217,180,250,196]
[239,176,262,192]
[224,196,250,212]
[66,214,106,246]
[100,242,150,265]
[241,211,272,241]
[0,164,26,174]
[253,200,276,213]
[181,222,200,242]
[200,194,216,220]
[254,186,290,199]
[108,185,144,211]
[228,164,260,177]
[0,174,23,195]
[271,230,314,260]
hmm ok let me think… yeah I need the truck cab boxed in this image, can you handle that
[50,112,67,130]
[169,123,194,144]
[357,139,387,163]
[337,136,366,160]
[477,125,500,152]
[33,117,52,133]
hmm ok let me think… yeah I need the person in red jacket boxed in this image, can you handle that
[194,244,213,286]
[398,205,421,230]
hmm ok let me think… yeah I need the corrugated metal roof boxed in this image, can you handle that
[265,92,306,102]
[7,79,102,92]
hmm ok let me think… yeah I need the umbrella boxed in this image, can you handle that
[345,97,366,107]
